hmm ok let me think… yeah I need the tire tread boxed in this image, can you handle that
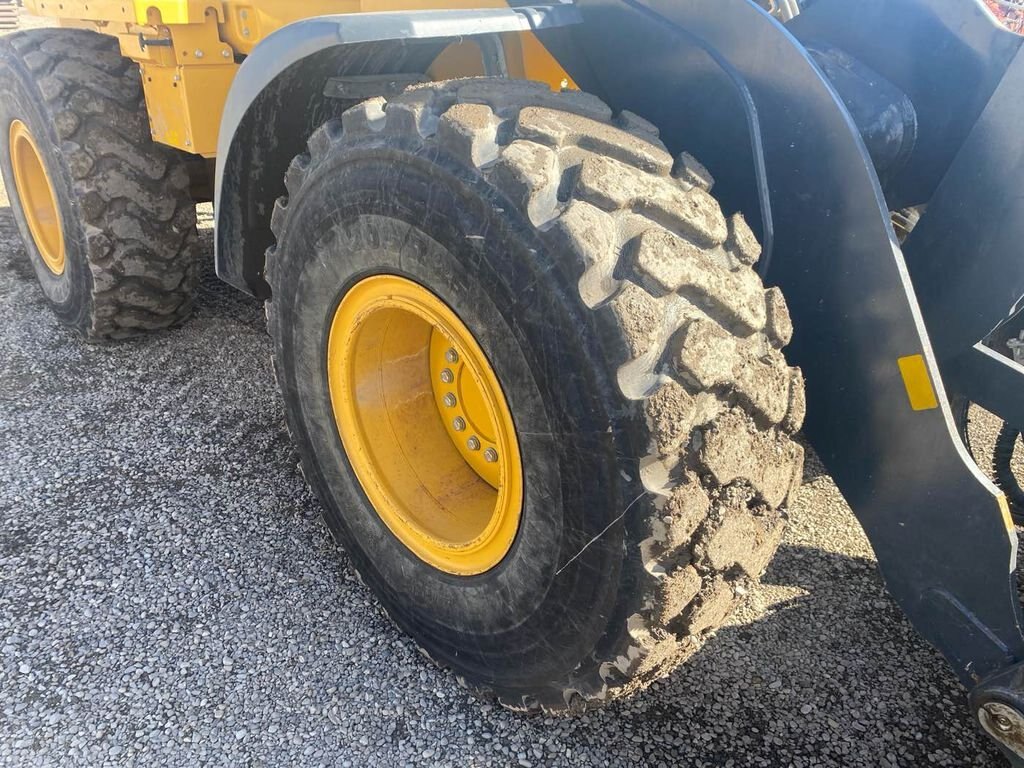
[265,78,806,713]
[2,28,197,339]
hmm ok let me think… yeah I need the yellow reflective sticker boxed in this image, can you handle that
[999,494,1016,533]
[897,354,939,411]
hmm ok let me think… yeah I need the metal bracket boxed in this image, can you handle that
[478,33,510,78]
[971,662,1024,765]
[946,344,1024,433]
[323,74,428,100]
[137,33,173,50]
[1010,334,1024,366]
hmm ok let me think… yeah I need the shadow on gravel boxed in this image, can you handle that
[0,206,36,284]
[614,542,1002,767]
[192,213,266,330]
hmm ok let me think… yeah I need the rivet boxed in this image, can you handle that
[440,368,454,384]
[445,348,459,364]
[221,49,232,59]
[467,436,481,451]
[484,448,498,463]
[443,393,457,408]
[194,49,204,58]
[242,27,250,37]
[453,417,466,432]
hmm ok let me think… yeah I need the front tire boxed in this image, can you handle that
[267,79,805,712]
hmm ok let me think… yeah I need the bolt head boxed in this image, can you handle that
[982,702,1024,741]
[440,368,454,384]
[467,436,481,451]
[484,448,498,463]
[194,49,204,58]
[994,713,1015,733]
[453,417,466,432]
[443,393,457,408]
[222,49,232,59]
[445,348,459,364]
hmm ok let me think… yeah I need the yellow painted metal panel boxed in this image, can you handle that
[25,0,221,25]
[141,62,237,155]
[25,0,577,156]
[897,353,940,411]
[217,1,361,54]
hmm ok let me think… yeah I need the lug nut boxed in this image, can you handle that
[484,448,498,463]
[443,393,457,408]
[453,417,466,432]
[445,348,459,364]
[440,368,454,384]
[467,436,481,451]
[994,713,1014,733]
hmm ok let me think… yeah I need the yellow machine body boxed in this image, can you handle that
[24,0,573,156]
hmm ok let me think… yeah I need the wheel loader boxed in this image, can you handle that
[2,0,1024,761]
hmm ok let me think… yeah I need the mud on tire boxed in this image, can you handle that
[266,78,805,713]
[0,28,197,340]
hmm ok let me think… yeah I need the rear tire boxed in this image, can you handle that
[267,79,805,712]
[0,29,197,340]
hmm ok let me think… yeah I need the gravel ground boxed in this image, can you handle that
[1,13,1021,768]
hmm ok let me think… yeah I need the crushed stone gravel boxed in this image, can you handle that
[0,15,1017,766]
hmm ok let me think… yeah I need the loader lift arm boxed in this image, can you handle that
[205,0,1024,759]
[538,0,1024,758]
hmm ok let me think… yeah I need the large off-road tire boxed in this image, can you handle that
[0,28,197,340]
[267,79,805,713]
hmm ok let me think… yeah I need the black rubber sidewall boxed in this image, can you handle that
[0,42,92,328]
[273,141,646,692]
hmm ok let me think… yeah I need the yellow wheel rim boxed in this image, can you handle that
[327,275,524,576]
[8,120,65,275]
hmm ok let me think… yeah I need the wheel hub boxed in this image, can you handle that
[8,120,65,275]
[327,275,523,576]
[429,330,506,489]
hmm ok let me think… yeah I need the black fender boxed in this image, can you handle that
[212,4,581,298]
